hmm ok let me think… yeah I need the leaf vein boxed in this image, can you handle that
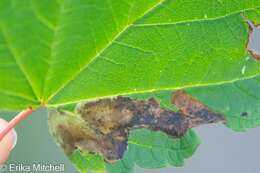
[0,26,38,101]
[47,0,166,102]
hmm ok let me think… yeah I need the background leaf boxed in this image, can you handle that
[70,129,200,173]
[54,100,201,173]
[186,75,260,131]
[69,150,105,173]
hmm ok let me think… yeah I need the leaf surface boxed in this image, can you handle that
[0,0,259,109]
[1,1,260,173]
[70,129,200,173]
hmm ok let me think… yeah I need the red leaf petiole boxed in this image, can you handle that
[0,108,34,141]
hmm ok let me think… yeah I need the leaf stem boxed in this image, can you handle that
[0,108,34,141]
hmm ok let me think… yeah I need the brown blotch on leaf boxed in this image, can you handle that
[48,90,225,163]
[248,49,260,60]
[172,90,226,128]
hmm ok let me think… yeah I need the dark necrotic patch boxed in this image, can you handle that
[241,112,249,117]
[48,90,226,163]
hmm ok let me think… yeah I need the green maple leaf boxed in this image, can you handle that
[0,0,260,173]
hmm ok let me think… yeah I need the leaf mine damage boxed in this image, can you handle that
[48,91,225,163]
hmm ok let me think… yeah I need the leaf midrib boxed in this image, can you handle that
[45,0,165,103]
[41,0,66,103]
[0,89,38,103]
[0,25,38,101]
[48,72,260,107]
[133,6,260,27]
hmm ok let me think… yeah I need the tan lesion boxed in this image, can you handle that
[172,90,226,128]
[48,90,225,163]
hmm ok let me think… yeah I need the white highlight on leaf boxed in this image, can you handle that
[241,66,246,75]
[225,106,230,111]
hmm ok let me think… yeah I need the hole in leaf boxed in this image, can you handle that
[247,20,260,60]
